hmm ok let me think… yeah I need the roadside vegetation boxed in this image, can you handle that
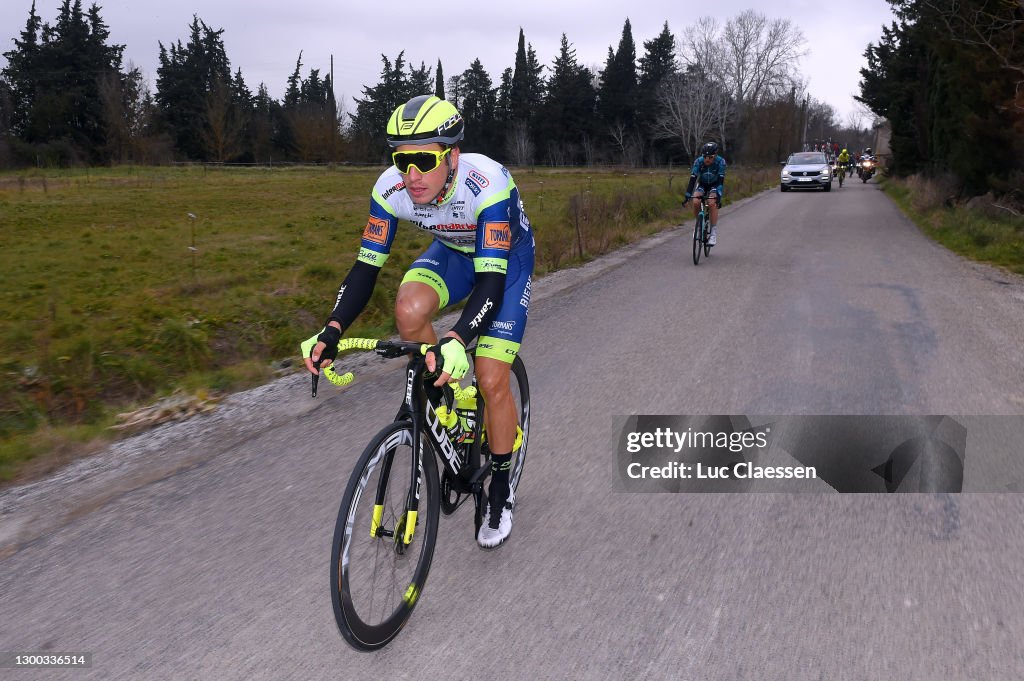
[0,164,777,483]
[882,174,1024,276]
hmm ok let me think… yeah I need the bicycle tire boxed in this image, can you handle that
[331,420,440,651]
[692,212,703,265]
[703,221,712,257]
[507,355,530,498]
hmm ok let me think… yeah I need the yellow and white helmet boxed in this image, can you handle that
[386,95,464,147]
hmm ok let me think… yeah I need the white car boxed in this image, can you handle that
[781,152,832,192]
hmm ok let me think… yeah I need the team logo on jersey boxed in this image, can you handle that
[363,216,390,245]
[468,169,490,189]
[483,222,511,250]
[465,177,482,196]
[380,181,405,201]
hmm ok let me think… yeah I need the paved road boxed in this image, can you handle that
[3,180,1024,680]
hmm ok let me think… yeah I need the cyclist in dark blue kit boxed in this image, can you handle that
[683,142,727,246]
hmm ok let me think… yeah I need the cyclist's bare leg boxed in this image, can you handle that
[394,282,439,344]
[396,282,516,453]
[475,356,517,455]
[708,191,720,225]
[692,188,705,218]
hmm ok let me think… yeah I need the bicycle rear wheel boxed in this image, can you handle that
[507,355,530,498]
[331,421,440,650]
[692,213,704,265]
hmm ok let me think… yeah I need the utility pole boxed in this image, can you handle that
[800,96,809,151]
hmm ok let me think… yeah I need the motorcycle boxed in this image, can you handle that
[858,157,876,182]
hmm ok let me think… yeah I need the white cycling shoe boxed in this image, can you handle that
[477,497,513,549]
[708,226,718,246]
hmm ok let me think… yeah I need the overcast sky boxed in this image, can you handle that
[1,1,896,125]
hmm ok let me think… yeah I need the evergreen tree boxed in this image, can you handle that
[540,34,597,164]
[287,64,340,162]
[858,0,1022,192]
[524,43,546,113]
[249,82,279,163]
[496,67,514,122]
[408,61,433,97]
[457,58,498,154]
[434,59,445,99]
[284,52,303,108]
[2,0,127,163]
[637,21,677,162]
[1,0,43,137]
[508,29,546,124]
[638,22,677,91]
[349,52,411,161]
[155,16,240,160]
[597,18,639,131]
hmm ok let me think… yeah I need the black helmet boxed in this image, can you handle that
[701,142,718,157]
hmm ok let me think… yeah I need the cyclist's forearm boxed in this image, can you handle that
[450,271,504,344]
[328,260,380,330]
[685,175,697,196]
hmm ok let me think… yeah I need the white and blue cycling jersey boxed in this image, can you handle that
[332,153,535,362]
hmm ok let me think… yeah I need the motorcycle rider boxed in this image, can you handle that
[858,148,876,180]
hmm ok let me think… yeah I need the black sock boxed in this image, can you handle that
[489,452,512,505]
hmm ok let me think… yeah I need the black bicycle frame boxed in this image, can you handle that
[384,354,489,524]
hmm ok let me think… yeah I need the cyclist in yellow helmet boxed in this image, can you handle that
[837,148,850,182]
[304,95,535,549]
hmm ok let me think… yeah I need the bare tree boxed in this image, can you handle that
[504,120,534,166]
[652,73,727,158]
[545,141,570,166]
[680,17,723,76]
[581,133,596,166]
[678,17,735,154]
[607,121,627,164]
[722,10,806,109]
[845,98,881,135]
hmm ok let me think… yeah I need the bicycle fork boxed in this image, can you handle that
[366,435,421,550]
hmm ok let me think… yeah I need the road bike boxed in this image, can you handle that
[312,337,530,650]
[837,162,845,188]
[688,194,716,265]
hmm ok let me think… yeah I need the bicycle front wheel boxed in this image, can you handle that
[692,213,704,265]
[331,421,440,651]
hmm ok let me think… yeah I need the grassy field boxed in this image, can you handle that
[882,175,1024,276]
[0,163,778,482]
